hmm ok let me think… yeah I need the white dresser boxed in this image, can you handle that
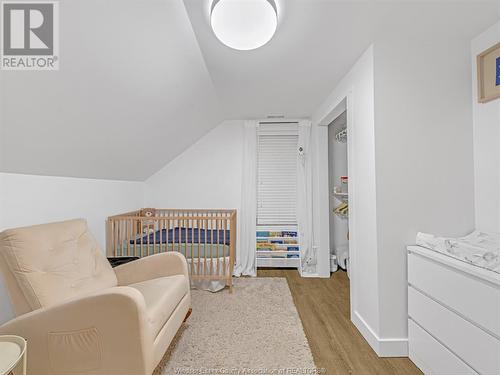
[407,245,500,375]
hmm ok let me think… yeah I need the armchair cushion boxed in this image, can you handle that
[129,275,188,338]
[0,219,117,311]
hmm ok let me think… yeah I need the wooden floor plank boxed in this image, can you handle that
[257,268,422,375]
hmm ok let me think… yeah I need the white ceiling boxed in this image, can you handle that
[184,0,500,120]
[1,0,499,180]
[183,0,377,119]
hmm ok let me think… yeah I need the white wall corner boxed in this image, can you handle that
[311,45,382,348]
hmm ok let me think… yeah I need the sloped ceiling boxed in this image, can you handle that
[0,0,223,180]
[1,0,499,181]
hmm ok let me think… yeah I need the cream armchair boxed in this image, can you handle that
[0,219,191,375]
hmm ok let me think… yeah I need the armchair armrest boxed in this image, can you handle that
[0,287,153,375]
[114,252,189,286]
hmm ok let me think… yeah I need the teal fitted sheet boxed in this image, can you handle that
[116,243,230,258]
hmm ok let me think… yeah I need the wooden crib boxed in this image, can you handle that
[107,208,236,290]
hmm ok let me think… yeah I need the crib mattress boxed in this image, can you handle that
[132,227,230,246]
[117,243,230,258]
[415,231,500,274]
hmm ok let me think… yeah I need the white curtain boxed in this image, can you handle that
[234,120,258,277]
[297,120,315,274]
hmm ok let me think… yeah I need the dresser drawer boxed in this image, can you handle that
[409,319,477,375]
[408,251,500,337]
[409,286,500,375]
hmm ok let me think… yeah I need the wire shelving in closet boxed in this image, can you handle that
[335,127,347,143]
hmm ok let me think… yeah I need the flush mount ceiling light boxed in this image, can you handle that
[210,0,278,51]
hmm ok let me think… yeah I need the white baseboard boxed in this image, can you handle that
[300,272,320,278]
[352,310,408,357]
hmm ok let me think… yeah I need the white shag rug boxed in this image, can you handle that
[154,277,316,374]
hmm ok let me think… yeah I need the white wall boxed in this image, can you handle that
[145,120,244,263]
[373,17,478,346]
[145,120,244,210]
[0,173,144,323]
[472,21,500,232]
[312,46,381,346]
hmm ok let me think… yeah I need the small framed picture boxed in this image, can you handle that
[477,41,500,103]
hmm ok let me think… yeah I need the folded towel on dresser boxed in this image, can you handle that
[415,231,500,273]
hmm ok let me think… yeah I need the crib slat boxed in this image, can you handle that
[115,220,119,257]
[161,219,164,253]
[216,218,220,276]
[126,219,130,256]
[170,219,174,253]
[121,220,123,256]
[107,220,111,257]
[140,219,144,258]
[111,220,115,257]
[124,219,127,256]
[191,217,194,277]
[132,218,137,257]
[181,219,184,257]
[157,219,160,254]
[153,218,156,255]
[168,219,170,253]
[203,217,207,276]
[147,219,151,257]
[116,220,119,257]
[167,219,170,253]
[124,220,127,256]
[196,219,200,276]
[223,218,227,278]
[185,219,190,275]
[211,218,214,275]
[229,212,236,290]
[122,220,125,257]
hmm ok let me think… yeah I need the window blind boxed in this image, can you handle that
[257,124,298,226]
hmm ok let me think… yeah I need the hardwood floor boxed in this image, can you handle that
[257,268,422,375]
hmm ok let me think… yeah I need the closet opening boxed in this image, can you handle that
[327,106,350,279]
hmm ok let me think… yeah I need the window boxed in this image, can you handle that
[257,123,298,226]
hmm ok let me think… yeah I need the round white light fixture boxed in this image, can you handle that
[210,0,278,51]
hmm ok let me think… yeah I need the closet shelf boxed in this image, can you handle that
[335,128,347,143]
[333,192,348,202]
[334,211,349,220]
